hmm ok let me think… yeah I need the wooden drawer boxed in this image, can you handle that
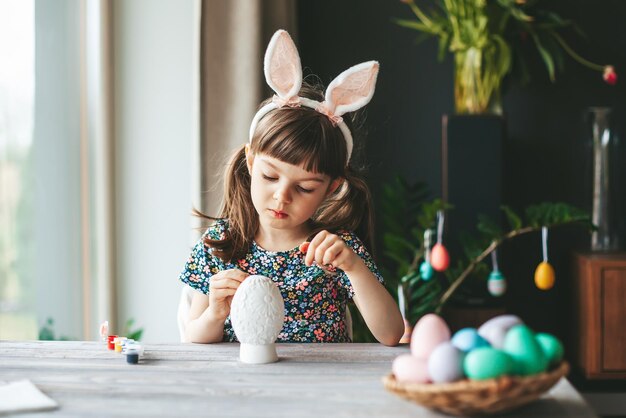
[573,253,626,379]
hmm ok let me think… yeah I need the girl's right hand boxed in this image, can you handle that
[208,269,248,321]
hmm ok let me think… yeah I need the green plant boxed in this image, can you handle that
[121,318,144,341]
[38,317,72,341]
[396,0,616,113]
[38,317,144,341]
[379,176,591,326]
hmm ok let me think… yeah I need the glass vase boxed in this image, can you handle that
[588,107,621,251]
[454,47,502,115]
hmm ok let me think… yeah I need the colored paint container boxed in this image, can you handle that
[114,337,127,352]
[107,335,118,350]
[126,349,140,364]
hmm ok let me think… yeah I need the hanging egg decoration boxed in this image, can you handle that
[419,261,435,280]
[488,270,507,297]
[430,243,450,272]
[420,229,435,280]
[534,261,555,290]
[487,247,506,297]
[430,210,450,272]
[535,226,555,290]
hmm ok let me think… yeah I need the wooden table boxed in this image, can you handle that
[0,341,598,417]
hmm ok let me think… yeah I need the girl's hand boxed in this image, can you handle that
[208,269,248,321]
[301,230,361,273]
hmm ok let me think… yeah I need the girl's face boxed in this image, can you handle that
[246,151,340,236]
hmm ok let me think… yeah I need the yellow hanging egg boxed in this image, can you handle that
[534,261,555,290]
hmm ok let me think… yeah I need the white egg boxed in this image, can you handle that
[230,275,285,364]
[477,315,523,349]
[428,342,465,383]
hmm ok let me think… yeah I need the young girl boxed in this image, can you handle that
[179,30,404,346]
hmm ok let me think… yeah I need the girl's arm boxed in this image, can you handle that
[185,269,248,343]
[304,231,404,346]
[346,262,405,346]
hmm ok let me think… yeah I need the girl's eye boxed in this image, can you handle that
[297,186,314,194]
[262,174,278,181]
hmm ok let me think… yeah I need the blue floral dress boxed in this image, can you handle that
[179,219,384,343]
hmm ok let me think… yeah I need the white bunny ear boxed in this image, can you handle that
[264,30,303,100]
[324,61,379,117]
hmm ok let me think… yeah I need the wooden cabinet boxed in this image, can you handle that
[572,252,626,379]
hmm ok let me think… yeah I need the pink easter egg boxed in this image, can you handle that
[392,354,431,383]
[430,243,450,271]
[410,313,451,359]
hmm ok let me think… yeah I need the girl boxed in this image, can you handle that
[179,30,404,346]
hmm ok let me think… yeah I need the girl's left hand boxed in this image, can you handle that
[301,230,360,273]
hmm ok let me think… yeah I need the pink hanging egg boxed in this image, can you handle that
[430,243,450,271]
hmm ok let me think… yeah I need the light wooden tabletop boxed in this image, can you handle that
[0,341,597,417]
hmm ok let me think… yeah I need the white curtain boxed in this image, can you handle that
[198,0,297,216]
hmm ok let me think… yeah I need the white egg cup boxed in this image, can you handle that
[230,275,285,364]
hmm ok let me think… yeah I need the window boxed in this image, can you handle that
[0,0,36,339]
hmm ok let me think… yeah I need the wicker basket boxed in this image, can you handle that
[382,361,569,416]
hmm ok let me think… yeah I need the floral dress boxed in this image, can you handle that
[179,219,384,343]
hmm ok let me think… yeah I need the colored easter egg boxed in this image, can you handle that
[428,342,465,383]
[419,261,435,280]
[478,315,523,349]
[451,328,490,352]
[430,244,450,272]
[534,261,555,290]
[464,347,514,380]
[392,354,430,383]
[535,333,564,367]
[487,270,507,297]
[410,313,451,359]
[503,324,548,375]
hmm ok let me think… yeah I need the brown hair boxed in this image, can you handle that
[199,82,375,262]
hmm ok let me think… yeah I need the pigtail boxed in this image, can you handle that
[313,167,375,254]
[204,145,258,263]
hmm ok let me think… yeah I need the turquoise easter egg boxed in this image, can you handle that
[419,261,434,280]
[463,347,514,380]
[487,271,507,297]
[535,333,564,367]
[503,325,548,375]
[451,328,490,352]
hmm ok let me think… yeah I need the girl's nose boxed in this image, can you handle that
[273,186,292,203]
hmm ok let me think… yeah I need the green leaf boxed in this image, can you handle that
[530,32,556,81]
[501,205,522,230]
[394,18,439,35]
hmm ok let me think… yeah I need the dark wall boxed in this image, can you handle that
[295,1,626,340]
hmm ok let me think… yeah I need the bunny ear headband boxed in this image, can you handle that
[249,29,379,163]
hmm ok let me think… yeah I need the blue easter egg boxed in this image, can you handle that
[451,328,491,352]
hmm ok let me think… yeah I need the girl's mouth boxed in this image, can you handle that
[270,209,288,219]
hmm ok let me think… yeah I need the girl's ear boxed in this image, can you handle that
[244,144,254,174]
[326,178,344,197]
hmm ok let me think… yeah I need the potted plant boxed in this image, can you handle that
[396,0,617,114]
